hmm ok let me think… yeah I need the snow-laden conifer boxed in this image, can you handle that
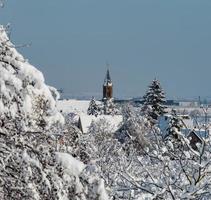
[142,79,167,122]
[87,97,99,116]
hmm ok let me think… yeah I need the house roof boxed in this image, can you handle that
[79,113,123,133]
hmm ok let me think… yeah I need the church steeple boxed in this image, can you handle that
[103,68,113,100]
[104,69,112,86]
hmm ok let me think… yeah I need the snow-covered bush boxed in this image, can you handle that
[0,129,109,200]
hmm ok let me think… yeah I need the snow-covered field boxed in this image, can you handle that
[57,99,98,114]
[167,106,211,116]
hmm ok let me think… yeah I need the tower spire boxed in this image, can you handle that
[104,62,112,85]
[103,63,113,100]
[105,69,111,83]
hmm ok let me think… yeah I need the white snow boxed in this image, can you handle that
[57,99,101,114]
[55,152,86,176]
[79,113,123,133]
[97,179,109,200]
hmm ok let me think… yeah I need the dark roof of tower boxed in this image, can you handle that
[104,69,112,86]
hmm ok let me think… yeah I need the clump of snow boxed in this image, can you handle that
[97,179,109,200]
[55,152,86,176]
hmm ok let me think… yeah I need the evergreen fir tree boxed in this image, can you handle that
[87,97,99,116]
[142,79,167,122]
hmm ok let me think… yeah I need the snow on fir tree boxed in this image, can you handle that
[142,79,167,123]
[87,96,99,116]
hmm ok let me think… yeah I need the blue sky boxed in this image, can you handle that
[1,0,211,99]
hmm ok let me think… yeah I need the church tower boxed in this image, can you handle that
[103,69,113,101]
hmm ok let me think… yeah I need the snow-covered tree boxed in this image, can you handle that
[78,118,127,197]
[0,26,64,133]
[0,127,110,200]
[142,79,167,123]
[87,96,99,116]
[118,137,210,199]
[0,25,109,200]
[117,104,150,151]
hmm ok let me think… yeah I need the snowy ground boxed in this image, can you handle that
[167,106,211,116]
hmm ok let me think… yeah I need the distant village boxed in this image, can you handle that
[57,68,211,151]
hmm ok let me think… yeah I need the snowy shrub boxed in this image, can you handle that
[0,130,110,200]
